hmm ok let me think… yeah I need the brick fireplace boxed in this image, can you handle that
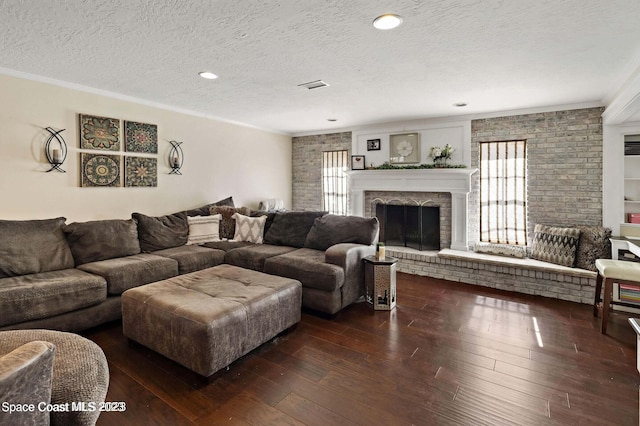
[347,168,478,250]
[365,191,451,249]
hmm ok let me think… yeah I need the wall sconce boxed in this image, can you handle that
[44,127,68,173]
[169,140,184,175]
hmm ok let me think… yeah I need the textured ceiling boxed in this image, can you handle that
[2,0,640,135]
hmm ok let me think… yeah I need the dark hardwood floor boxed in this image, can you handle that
[82,273,640,425]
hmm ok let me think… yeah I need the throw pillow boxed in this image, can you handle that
[250,210,277,235]
[0,217,74,278]
[185,196,235,216]
[64,219,141,265]
[186,214,221,245]
[574,225,612,271]
[264,211,327,248]
[304,214,379,251]
[132,211,189,252]
[209,206,250,239]
[474,242,526,258]
[530,224,581,267]
[232,213,267,244]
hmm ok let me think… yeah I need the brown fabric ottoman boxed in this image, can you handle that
[121,264,301,377]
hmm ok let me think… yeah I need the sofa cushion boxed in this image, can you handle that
[530,224,581,267]
[224,244,297,271]
[133,211,189,252]
[232,213,267,244]
[0,217,74,278]
[64,219,141,266]
[304,214,379,251]
[201,241,255,252]
[264,248,344,292]
[152,245,225,275]
[0,269,107,327]
[264,211,326,248]
[185,196,235,216]
[187,214,222,245]
[574,225,612,271]
[77,254,178,295]
[209,206,251,239]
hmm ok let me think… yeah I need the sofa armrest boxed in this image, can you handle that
[325,243,376,307]
[0,340,56,425]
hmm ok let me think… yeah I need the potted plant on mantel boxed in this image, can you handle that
[429,144,455,167]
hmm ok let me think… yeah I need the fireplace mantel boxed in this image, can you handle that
[346,168,478,251]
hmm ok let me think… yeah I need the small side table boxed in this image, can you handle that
[363,255,398,311]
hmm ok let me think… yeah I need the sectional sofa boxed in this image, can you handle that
[0,199,379,332]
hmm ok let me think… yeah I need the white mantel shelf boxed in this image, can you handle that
[347,168,479,251]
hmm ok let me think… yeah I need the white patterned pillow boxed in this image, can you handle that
[232,213,267,244]
[186,214,221,245]
[474,242,526,258]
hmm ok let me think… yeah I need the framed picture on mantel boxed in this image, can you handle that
[351,155,366,170]
[390,132,420,164]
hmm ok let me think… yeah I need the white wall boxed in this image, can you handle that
[351,120,471,168]
[0,73,292,222]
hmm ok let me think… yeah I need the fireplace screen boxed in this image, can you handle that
[376,204,440,250]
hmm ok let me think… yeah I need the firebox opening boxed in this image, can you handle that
[376,203,440,251]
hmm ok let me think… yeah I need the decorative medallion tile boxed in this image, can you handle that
[81,153,121,187]
[124,121,158,153]
[125,156,157,187]
[79,114,120,151]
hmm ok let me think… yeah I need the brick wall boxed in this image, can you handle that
[470,107,604,245]
[292,132,351,211]
[388,249,596,304]
[293,107,604,242]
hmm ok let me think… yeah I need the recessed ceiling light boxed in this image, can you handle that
[198,71,218,80]
[454,102,468,107]
[373,14,403,30]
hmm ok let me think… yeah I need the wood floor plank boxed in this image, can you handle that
[85,273,640,425]
[275,392,357,426]
[99,341,220,421]
[195,392,303,426]
[98,364,194,426]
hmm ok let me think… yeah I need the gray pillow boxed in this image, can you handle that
[185,196,235,217]
[574,225,612,271]
[132,212,189,252]
[64,219,141,265]
[304,215,379,251]
[0,217,74,278]
[530,224,581,267]
[264,211,326,248]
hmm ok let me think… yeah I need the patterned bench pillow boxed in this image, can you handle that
[530,224,581,267]
[474,242,526,258]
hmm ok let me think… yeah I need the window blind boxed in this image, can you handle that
[322,150,348,215]
[479,140,527,245]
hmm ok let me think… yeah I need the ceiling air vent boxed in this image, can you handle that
[298,80,329,90]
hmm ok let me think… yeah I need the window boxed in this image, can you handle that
[479,140,527,245]
[322,150,348,215]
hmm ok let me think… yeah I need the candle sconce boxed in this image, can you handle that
[169,140,184,175]
[44,127,68,173]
